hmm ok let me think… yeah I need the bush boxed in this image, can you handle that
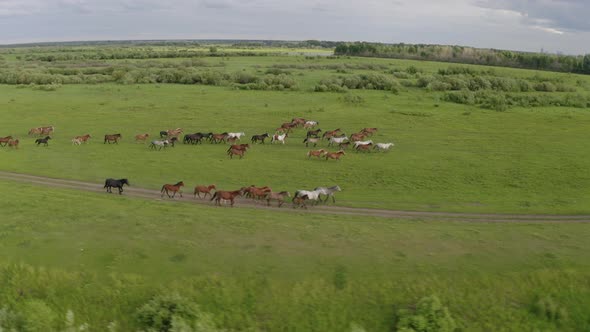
[396,295,456,332]
[20,299,58,332]
[532,297,568,324]
[342,93,365,105]
[534,81,557,92]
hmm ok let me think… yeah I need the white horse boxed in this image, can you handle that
[374,142,394,151]
[313,185,342,203]
[353,140,373,148]
[328,136,348,146]
[149,139,169,150]
[271,133,288,144]
[294,189,322,205]
[227,132,246,140]
[304,121,319,129]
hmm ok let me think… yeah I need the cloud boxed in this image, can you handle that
[476,0,590,33]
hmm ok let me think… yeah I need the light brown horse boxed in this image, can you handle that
[166,128,183,138]
[307,149,327,159]
[361,127,378,136]
[325,150,346,161]
[28,127,42,136]
[193,184,216,199]
[104,134,122,144]
[7,139,19,149]
[350,132,367,142]
[0,136,13,146]
[228,148,246,159]
[135,133,150,142]
[266,191,291,207]
[40,126,54,136]
[210,189,244,207]
[249,186,272,200]
[291,117,306,127]
[161,181,184,198]
[75,134,92,143]
[322,128,342,140]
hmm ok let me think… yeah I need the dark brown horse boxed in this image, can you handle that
[210,189,244,207]
[355,143,373,153]
[350,132,367,142]
[227,144,250,154]
[228,148,246,159]
[361,127,378,136]
[306,129,322,138]
[161,181,184,198]
[193,184,216,199]
[0,136,13,147]
[104,134,122,144]
[322,128,342,140]
[210,132,228,144]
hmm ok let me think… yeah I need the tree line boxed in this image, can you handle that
[335,42,590,74]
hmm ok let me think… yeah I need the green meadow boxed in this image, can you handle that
[1,45,590,331]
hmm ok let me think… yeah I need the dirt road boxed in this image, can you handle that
[1,171,588,222]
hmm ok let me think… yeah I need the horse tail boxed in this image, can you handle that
[160,185,167,193]
[104,180,108,188]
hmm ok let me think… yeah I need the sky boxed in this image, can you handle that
[0,0,588,54]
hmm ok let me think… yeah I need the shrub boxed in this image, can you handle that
[532,297,568,324]
[20,299,58,332]
[534,81,557,92]
[396,295,456,332]
[342,93,365,105]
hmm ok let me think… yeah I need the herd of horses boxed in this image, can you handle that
[104,178,340,209]
[4,119,393,164]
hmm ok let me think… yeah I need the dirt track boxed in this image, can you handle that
[1,170,589,223]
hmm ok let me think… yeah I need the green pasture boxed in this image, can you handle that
[0,179,589,331]
[0,79,589,213]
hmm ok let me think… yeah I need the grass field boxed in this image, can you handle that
[2,45,590,331]
[1,179,589,331]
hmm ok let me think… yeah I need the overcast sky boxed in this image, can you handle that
[1,0,588,54]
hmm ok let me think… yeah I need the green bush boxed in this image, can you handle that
[532,297,568,324]
[396,295,456,332]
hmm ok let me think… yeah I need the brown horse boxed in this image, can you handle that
[307,149,327,159]
[135,133,150,142]
[350,132,367,142]
[210,133,228,144]
[249,186,272,200]
[161,181,184,198]
[193,184,216,199]
[322,128,342,140]
[292,195,309,209]
[7,139,19,149]
[166,128,183,138]
[75,134,92,143]
[338,141,351,150]
[361,127,378,136]
[291,117,306,127]
[280,122,297,133]
[28,127,42,136]
[210,189,244,207]
[227,144,249,153]
[41,126,54,136]
[266,191,291,207]
[228,148,246,159]
[356,143,373,153]
[104,134,122,144]
[0,136,13,146]
[325,150,346,161]
[306,129,322,138]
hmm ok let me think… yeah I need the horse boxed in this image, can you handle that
[361,127,378,136]
[166,128,183,138]
[183,133,204,144]
[325,150,346,161]
[210,133,228,144]
[135,133,150,143]
[75,134,92,143]
[304,121,319,129]
[306,129,322,138]
[227,132,246,140]
[227,136,239,144]
[271,133,288,144]
[291,117,306,127]
[71,138,82,145]
[322,128,342,140]
[149,139,169,150]
[303,137,320,147]
[265,191,291,207]
[104,134,122,144]
[0,136,13,147]
[292,195,309,209]
[251,133,270,144]
[28,127,42,136]
[328,136,349,146]
[356,143,373,152]
[307,149,327,159]
[338,141,351,150]
[249,186,272,200]
[193,184,216,199]
[161,181,184,198]
[227,144,250,153]
[35,136,51,146]
[168,137,178,147]
[104,178,129,194]
[40,126,54,136]
[210,189,244,207]
[159,130,168,138]
[228,148,246,159]
[7,139,19,149]
[293,189,322,206]
[350,132,367,142]
[353,140,373,149]
[280,122,297,133]
[314,185,342,203]
[374,142,395,151]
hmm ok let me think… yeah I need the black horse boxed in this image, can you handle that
[159,130,168,138]
[35,136,52,146]
[104,178,130,194]
[183,133,207,145]
[251,133,270,144]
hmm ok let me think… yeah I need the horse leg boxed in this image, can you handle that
[118,186,123,195]
[332,195,336,203]
[179,190,182,198]
[278,199,283,208]
[230,198,234,207]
